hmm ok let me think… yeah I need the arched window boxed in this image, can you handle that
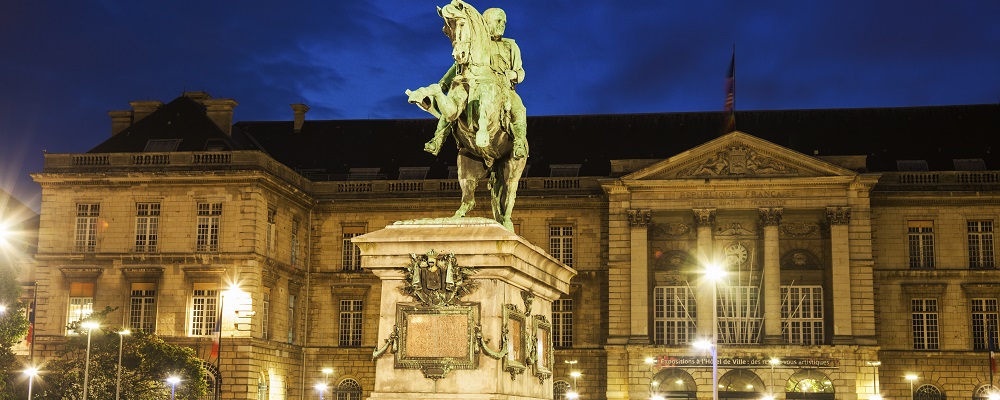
[914,384,943,400]
[337,379,362,400]
[784,370,834,400]
[554,380,571,400]
[257,372,269,400]
[718,370,765,399]
[199,361,220,400]
[652,368,697,399]
[973,385,997,400]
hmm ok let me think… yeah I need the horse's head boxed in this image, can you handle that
[437,0,483,66]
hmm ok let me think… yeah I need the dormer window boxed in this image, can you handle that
[143,139,181,152]
[204,139,228,151]
[549,164,581,177]
[954,159,986,171]
[896,160,929,172]
[398,167,430,180]
[348,168,382,180]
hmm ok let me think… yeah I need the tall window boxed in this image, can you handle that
[128,283,157,332]
[549,225,574,267]
[342,226,364,272]
[653,286,697,345]
[781,286,824,345]
[339,300,363,346]
[336,379,362,400]
[190,285,219,336]
[262,290,270,340]
[266,207,276,257]
[718,286,762,344]
[972,298,999,350]
[908,221,935,269]
[196,202,222,252]
[553,381,571,400]
[68,282,94,328]
[969,221,996,269]
[287,294,296,343]
[291,217,301,267]
[74,204,100,252]
[552,299,573,348]
[134,203,160,252]
[911,298,940,350]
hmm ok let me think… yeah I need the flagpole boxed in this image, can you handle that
[215,292,224,400]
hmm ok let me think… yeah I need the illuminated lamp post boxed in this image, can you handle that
[167,376,181,400]
[24,367,39,400]
[116,329,131,400]
[315,383,328,400]
[81,321,100,400]
[905,374,918,399]
[866,361,882,400]
[695,261,726,400]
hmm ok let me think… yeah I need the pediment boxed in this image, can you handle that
[622,131,858,180]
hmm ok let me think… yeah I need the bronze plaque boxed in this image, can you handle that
[404,313,469,358]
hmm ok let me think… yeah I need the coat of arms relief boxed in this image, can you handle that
[680,143,797,177]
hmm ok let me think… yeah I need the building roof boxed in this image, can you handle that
[86,93,1000,179]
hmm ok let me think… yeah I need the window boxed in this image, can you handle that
[134,203,160,252]
[897,160,929,171]
[553,380,571,400]
[549,225,574,267]
[955,158,987,171]
[972,298,999,351]
[68,282,95,328]
[262,290,270,340]
[191,285,219,336]
[911,298,939,350]
[287,294,296,343]
[907,221,935,269]
[336,379,362,400]
[974,385,999,400]
[342,226,364,272]
[552,299,573,348]
[718,286,762,344]
[266,208,276,257]
[143,139,181,152]
[196,202,222,252]
[781,286,824,345]
[339,300,363,346]
[653,286,697,345]
[398,167,430,180]
[549,164,581,177]
[969,221,996,269]
[128,283,157,332]
[291,217,301,267]
[74,203,100,252]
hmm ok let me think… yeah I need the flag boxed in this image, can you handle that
[210,311,222,359]
[723,48,736,133]
[25,300,35,347]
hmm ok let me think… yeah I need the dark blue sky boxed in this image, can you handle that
[1,1,999,209]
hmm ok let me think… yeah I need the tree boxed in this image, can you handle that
[0,255,30,400]
[33,307,210,400]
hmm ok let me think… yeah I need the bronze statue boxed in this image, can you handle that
[406,0,527,231]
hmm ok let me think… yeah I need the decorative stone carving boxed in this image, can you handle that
[759,207,783,226]
[650,223,693,239]
[654,250,692,270]
[627,209,652,228]
[780,249,822,269]
[680,143,797,177]
[826,207,852,225]
[779,222,821,238]
[401,250,478,306]
[693,208,716,228]
[717,222,756,237]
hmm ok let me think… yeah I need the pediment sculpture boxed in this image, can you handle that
[680,144,797,177]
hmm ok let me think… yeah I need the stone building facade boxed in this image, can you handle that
[26,92,1000,399]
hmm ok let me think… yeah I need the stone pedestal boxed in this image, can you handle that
[353,219,576,400]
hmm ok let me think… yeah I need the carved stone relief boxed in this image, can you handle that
[679,143,798,177]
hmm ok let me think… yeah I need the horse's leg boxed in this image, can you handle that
[475,85,497,149]
[495,155,527,231]
[454,151,487,218]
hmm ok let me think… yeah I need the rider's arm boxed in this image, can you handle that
[439,63,458,87]
[506,39,524,85]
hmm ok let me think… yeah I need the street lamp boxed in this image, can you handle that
[322,367,333,385]
[769,357,780,397]
[694,339,718,400]
[167,376,181,400]
[81,321,100,400]
[866,361,882,400]
[24,367,38,400]
[315,383,328,400]
[116,329,131,400]
[905,374,918,399]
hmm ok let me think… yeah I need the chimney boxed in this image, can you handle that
[183,91,212,101]
[129,100,164,121]
[202,99,238,136]
[108,110,133,136]
[291,103,310,133]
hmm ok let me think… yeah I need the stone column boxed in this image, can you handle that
[693,208,716,338]
[759,207,783,343]
[827,206,854,342]
[628,209,651,343]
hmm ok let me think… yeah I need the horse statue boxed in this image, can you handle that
[405,0,527,232]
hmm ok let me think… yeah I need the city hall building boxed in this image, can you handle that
[26,91,1000,399]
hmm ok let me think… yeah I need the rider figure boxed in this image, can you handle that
[424,7,528,160]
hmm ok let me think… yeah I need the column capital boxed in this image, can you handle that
[758,207,783,226]
[692,208,716,228]
[627,209,652,228]
[826,206,852,225]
